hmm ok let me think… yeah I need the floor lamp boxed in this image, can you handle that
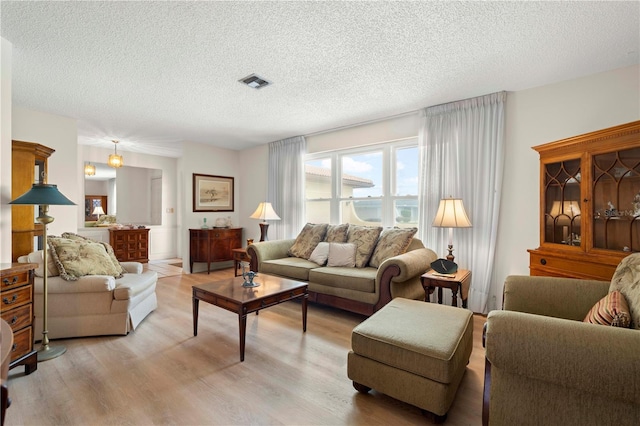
[432,197,472,263]
[10,183,76,361]
[249,202,281,241]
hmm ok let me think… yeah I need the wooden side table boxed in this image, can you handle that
[421,269,471,309]
[231,248,251,277]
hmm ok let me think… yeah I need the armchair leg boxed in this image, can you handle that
[483,357,491,426]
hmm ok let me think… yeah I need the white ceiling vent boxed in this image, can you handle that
[238,74,272,89]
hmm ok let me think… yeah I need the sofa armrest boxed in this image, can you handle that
[35,275,116,294]
[485,310,640,405]
[374,247,437,310]
[503,275,610,321]
[120,262,143,274]
[248,239,295,271]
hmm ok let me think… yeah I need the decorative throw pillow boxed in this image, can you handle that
[48,237,124,281]
[308,242,330,266]
[609,253,640,329]
[324,224,349,243]
[62,232,124,276]
[347,225,383,268]
[326,243,357,267]
[368,227,418,268]
[583,290,631,327]
[288,223,328,259]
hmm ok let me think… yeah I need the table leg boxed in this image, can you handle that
[451,288,458,307]
[238,311,247,362]
[302,293,308,332]
[462,298,468,309]
[193,297,199,336]
[437,287,443,304]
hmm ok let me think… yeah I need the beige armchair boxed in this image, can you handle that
[483,275,640,425]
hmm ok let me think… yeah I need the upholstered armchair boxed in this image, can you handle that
[483,265,640,425]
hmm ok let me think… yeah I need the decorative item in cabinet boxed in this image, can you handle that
[189,228,242,273]
[1,263,38,375]
[528,120,640,281]
[109,228,150,263]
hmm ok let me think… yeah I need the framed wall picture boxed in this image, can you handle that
[193,173,234,212]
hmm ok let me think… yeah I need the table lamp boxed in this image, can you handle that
[432,197,472,263]
[249,202,280,241]
[92,205,105,221]
[10,183,76,361]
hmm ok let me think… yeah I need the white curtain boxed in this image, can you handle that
[418,92,506,314]
[267,136,307,240]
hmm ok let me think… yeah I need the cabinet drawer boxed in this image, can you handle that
[1,303,32,332]
[1,286,32,313]
[10,326,33,362]
[1,269,30,291]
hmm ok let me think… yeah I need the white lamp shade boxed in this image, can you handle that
[250,202,281,221]
[92,206,105,216]
[432,198,472,228]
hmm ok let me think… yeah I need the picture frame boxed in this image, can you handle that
[192,173,234,212]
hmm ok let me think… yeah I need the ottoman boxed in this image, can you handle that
[347,298,473,423]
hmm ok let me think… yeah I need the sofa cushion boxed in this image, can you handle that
[19,250,60,277]
[62,232,125,276]
[583,290,631,327]
[609,253,640,329]
[113,271,158,300]
[327,243,357,267]
[347,225,383,268]
[324,223,349,243]
[261,257,319,281]
[287,223,328,259]
[48,237,125,281]
[309,266,377,293]
[369,227,418,268]
[308,242,330,266]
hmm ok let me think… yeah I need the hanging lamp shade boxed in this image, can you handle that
[84,162,96,176]
[108,140,123,168]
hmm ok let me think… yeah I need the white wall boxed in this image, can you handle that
[0,38,12,263]
[12,107,79,237]
[180,140,242,272]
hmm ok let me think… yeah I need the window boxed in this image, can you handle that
[305,140,419,228]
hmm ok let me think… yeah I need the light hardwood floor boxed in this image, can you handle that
[5,268,486,425]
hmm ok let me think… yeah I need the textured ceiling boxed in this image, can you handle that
[1,1,639,158]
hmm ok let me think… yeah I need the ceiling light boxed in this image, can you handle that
[238,74,272,89]
[108,140,123,168]
[84,162,96,176]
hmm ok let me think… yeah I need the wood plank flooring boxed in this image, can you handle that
[5,268,486,425]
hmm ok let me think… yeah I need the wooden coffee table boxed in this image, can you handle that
[192,274,308,361]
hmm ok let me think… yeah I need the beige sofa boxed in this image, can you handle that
[248,234,436,316]
[19,251,157,340]
[483,275,640,425]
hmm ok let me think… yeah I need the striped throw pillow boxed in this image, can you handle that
[583,291,631,328]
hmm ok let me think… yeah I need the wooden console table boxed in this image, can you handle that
[189,228,242,274]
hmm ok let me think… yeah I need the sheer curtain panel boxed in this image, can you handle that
[418,91,506,314]
[267,136,307,240]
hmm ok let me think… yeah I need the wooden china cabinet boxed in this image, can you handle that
[528,120,640,281]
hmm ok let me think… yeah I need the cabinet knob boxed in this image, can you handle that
[2,276,17,285]
[11,343,17,352]
[2,294,18,305]
[10,315,18,325]
[540,258,547,265]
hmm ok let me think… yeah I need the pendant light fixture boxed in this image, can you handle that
[107,140,123,168]
[84,162,96,176]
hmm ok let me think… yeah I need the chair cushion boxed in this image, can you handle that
[62,232,125,276]
[48,237,124,281]
[609,253,640,329]
[324,223,349,243]
[287,223,328,259]
[309,266,376,293]
[369,227,417,268]
[113,271,158,300]
[347,225,382,268]
[260,257,319,281]
[326,243,357,267]
[308,242,330,266]
[583,290,631,327]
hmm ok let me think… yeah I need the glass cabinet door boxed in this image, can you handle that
[592,147,640,252]
[543,158,582,246]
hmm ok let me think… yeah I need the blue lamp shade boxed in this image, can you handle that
[9,184,76,206]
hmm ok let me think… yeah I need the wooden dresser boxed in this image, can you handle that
[109,228,150,263]
[0,263,38,375]
[189,228,242,273]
